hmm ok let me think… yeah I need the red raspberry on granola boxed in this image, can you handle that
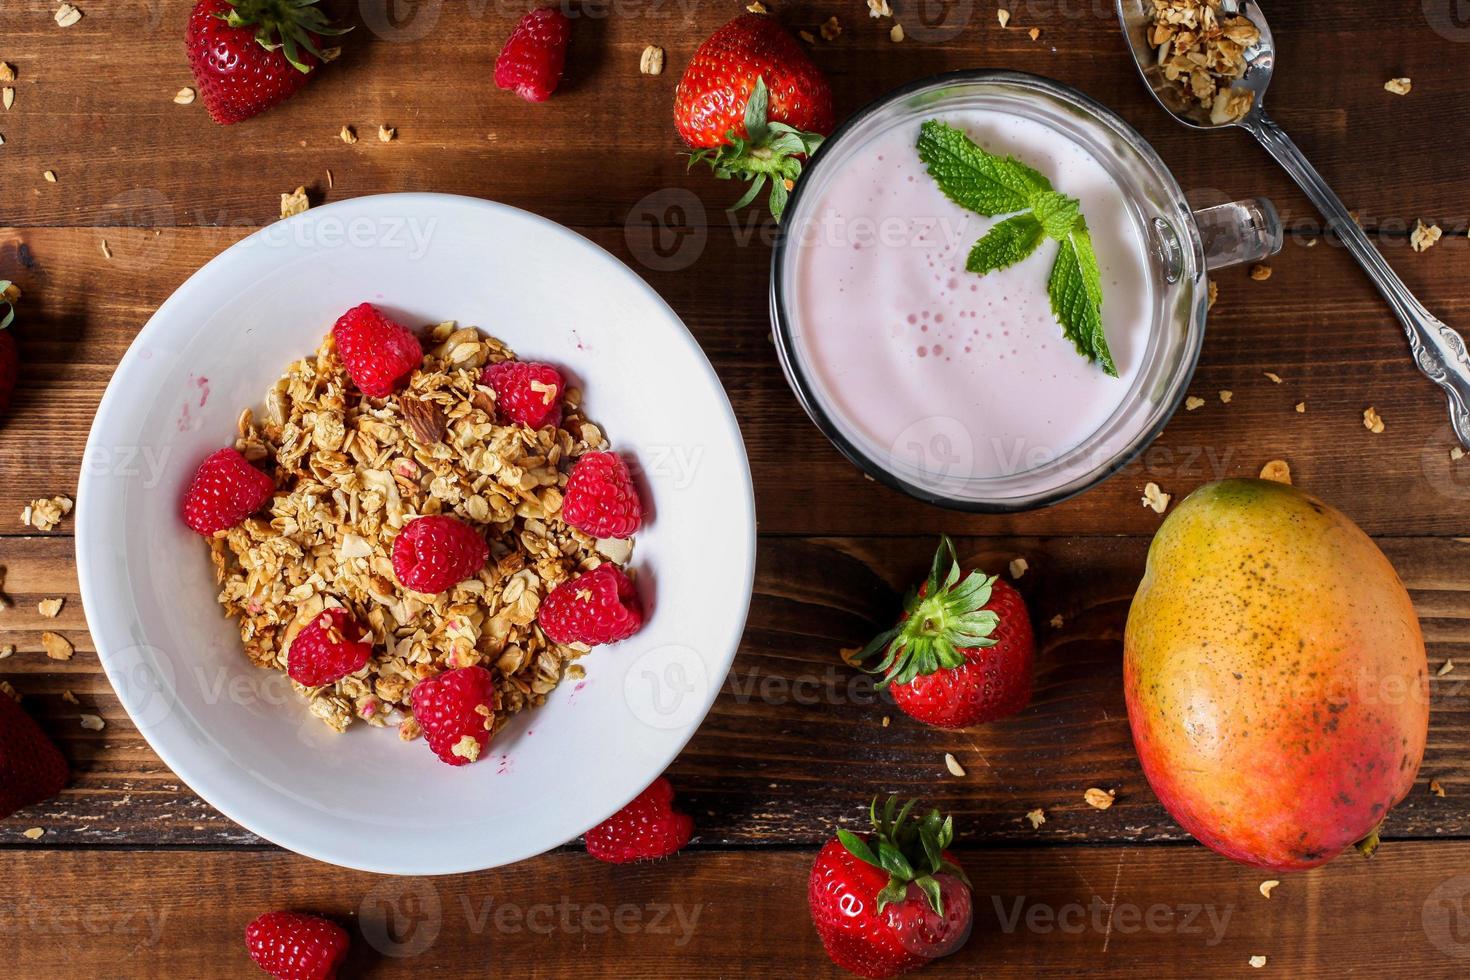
[287,607,373,687]
[331,302,423,398]
[481,360,564,429]
[411,665,496,766]
[538,563,643,646]
[562,451,642,539]
[391,515,489,595]
[182,447,276,535]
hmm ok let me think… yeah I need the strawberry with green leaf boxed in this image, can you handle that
[857,535,1034,730]
[675,13,834,220]
[0,280,19,420]
[185,0,348,125]
[916,120,1114,375]
[809,797,973,978]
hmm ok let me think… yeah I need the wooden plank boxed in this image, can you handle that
[2,226,1469,538]
[2,534,1465,847]
[0,2,1463,231]
[2,844,1467,977]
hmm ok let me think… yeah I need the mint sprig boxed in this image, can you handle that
[916,120,1116,376]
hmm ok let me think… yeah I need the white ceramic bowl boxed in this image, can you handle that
[77,193,755,874]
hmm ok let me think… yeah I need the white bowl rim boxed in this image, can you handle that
[75,192,757,874]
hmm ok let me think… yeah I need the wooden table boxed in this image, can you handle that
[2,1,1468,975]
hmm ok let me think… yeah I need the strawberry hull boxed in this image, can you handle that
[1124,479,1429,872]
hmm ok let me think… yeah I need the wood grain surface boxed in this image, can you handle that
[2,0,1469,976]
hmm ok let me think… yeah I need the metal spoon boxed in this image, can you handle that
[1118,0,1470,448]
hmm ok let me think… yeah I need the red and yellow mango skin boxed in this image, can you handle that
[1124,479,1428,872]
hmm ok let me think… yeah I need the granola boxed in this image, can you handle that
[1145,0,1261,124]
[207,321,629,737]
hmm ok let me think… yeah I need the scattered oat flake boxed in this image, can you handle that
[1249,262,1271,281]
[1084,788,1116,810]
[22,495,73,531]
[1142,482,1171,514]
[1452,447,1465,461]
[1259,880,1279,899]
[944,753,966,777]
[880,715,891,727]
[890,23,904,42]
[2,87,13,111]
[378,124,396,142]
[339,125,357,144]
[0,645,13,659]
[173,86,196,105]
[60,689,77,704]
[1219,390,1233,404]
[1411,220,1442,252]
[1384,77,1412,96]
[1363,406,1385,434]
[37,598,63,618]
[22,827,43,840]
[1049,614,1064,629]
[280,186,309,220]
[54,3,82,27]
[820,16,841,41]
[0,63,13,83]
[1028,27,1040,40]
[41,632,73,661]
[639,45,664,76]
[100,238,112,259]
[80,713,104,731]
[1264,372,1282,384]
[1185,396,1205,411]
[1207,279,1218,309]
[450,734,482,762]
[1259,459,1291,485]
[1249,956,1267,969]
[1438,659,1455,676]
[1024,807,1046,829]
[1295,401,1306,414]
[867,0,892,16]
[325,168,334,189]
[1008,557,1028,580]
[43,170,56,183]
[746,1,767,12]
[1429,778,1446,797]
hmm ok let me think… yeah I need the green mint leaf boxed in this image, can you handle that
[1048,217,1117,377]
[916,120,1053,217]
[966,214,1045,275]
[1031,191,1082,241]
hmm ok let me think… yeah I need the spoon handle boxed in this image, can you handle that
[1244,110,1470,448]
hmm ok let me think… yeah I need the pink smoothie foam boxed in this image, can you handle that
[790,109,1153,480]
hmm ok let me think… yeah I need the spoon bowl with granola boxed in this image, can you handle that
[77,193,755,873]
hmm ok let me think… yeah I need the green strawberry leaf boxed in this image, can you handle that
[917,120,1054,216]
[837,829,882,869]
[1048,216,1115,376]
[966,214,1046,276]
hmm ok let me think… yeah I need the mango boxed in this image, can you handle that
[1124,479,1428,871]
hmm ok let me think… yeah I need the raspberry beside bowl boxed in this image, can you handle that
[76,193,756,874]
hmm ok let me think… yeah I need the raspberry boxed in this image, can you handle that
[411,666,495,766]
[494,7,572,103]
[538,564,643,646]
[562,452,643,539]
[245,911,349,980]
[182,447,276,535]
[331,303,423,398]
[585,777,694,863]
[391,515,489,594]
[287,608,373,687]
[0,688,69,820]
[481,360,564,429]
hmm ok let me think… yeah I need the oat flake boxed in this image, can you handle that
[944,753,966,777]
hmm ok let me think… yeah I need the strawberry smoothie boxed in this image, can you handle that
[788,109,1153,481]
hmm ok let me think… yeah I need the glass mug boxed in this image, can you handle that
[770,71,1282,512]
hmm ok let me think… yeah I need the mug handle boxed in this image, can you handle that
[1193,198,1282,271]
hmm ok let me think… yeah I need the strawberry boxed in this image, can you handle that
[185,0,346,125]
[585,776,694,863]
[0,279,19,421]
[494,7,572,103]
[857,536,1034,730]
[537,563,642,646]
[675,13,834,219]
[809,798,973,978]
[562,451,642,539]
[244,910,349,980]
[183,447,276,535]
[391,515,489,595]
[0,687,69,820]
[287,607,372,687]
[481,360,564,429]
[410,665,495,766]
[331,303,423,398]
